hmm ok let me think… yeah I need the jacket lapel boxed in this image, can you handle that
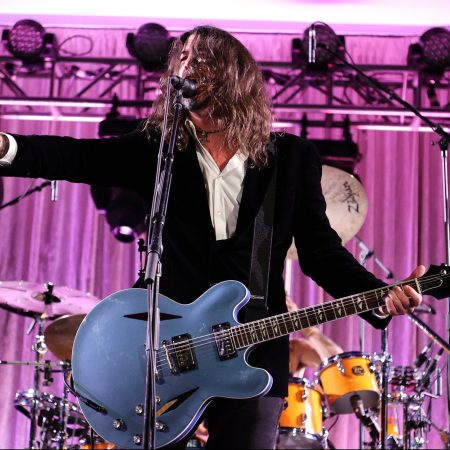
[235,148,277,236]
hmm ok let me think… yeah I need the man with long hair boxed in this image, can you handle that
[0,26,423,449]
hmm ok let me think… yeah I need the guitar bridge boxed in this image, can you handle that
[171,334,196,372]
[213,323,237,360]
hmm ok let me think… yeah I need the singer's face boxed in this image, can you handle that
[176,34,210,113]
[177,35,195,79]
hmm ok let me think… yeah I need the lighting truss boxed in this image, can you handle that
[0,53,449,132]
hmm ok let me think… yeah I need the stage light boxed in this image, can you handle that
[407,27,450,108]
[106,189,147,243]
[420,27,450,70]
[292,23,345,68]
[408,27,450,71]
[2,19,57,63]
[304,116,360,173]
[91,186,147,243]
[90,100,146,243]
[126,23,172,71]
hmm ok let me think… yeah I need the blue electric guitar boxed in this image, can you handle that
[71,265,450,449]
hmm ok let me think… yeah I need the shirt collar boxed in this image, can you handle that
[185,119,248,171]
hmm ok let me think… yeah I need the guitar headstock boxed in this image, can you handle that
[419,264,450,299]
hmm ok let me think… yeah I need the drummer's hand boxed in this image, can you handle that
[380,265,425,316]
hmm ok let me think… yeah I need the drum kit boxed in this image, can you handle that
[282,166,447,449]
[0,280,114,449]
[277,347,446,450]
[0,166,447,450]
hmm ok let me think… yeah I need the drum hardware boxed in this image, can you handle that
[0,282,99,449]
[350,394,380,449]
[28,308,51,449]
[385,357,445,449]
[14,388,88,447]
[0,280,99,319]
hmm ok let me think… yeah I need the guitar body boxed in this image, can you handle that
[72,264,450,449]
[72,281,272,449]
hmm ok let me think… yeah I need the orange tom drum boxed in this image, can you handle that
[278,377,327,449]
[318,351,379,414]
[79,438,117,450]
[81,443,115,449]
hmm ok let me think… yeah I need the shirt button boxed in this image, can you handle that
[216,211,222,216]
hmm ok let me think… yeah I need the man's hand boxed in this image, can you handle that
[380,265,425,316]
[0,133,9,159]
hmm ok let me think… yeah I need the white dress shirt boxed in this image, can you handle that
[186,120,247,241]
[0,133,18,167]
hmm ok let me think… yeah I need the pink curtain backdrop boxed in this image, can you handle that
[0,26,449,449]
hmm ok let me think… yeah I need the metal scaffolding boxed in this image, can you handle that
[0,54,449,132]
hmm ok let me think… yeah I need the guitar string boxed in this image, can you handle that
[152,273,447,370]
[156,273,442,354]
[155,274,445,360]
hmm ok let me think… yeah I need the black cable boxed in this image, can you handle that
[326,413,339,431]
[0,180,49,211]
[58,35,94,57]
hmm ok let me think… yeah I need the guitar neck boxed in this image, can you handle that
[230,278,421,349]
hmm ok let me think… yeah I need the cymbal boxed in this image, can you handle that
[44,314,85,361]
[0,281,99,319]
[287,165,368,259]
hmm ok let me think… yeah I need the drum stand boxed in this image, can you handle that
[379,328,391,449]
[54,365,71,450]
[27,314,48,449]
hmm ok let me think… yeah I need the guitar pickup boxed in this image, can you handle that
[171,334,196,372]
[212,323,237,360]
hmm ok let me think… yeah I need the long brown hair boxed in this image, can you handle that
[145,26,273,168]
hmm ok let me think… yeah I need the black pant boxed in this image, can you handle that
[172,396,284,450]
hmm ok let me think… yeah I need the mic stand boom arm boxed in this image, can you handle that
[319,38,450,441]
[408,312,450,355]
[317,41,450,146]
[142,89,185,450]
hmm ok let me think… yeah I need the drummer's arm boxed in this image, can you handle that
[302,327,343,361]
[290,338,323,373]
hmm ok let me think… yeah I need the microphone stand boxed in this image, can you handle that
[319,37,450,446]
[0,180,51,210]
[355,235,394,448]
[142,88,185,450]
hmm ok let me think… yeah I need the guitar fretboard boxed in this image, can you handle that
[229,279,420,349]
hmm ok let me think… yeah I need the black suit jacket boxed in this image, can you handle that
[1,130,389,396]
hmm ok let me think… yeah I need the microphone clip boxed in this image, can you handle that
[170,75,197,98]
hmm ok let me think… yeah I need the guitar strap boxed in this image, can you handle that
[245,139,278,322]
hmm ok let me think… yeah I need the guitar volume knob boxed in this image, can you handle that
[156,421,167,431]
[112,418,125,430]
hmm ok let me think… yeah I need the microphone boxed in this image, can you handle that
[51,180,58,201]
[308,24,316,64]
[350,394,380,445]
[170,75,197,98]
[422,348,444,386]
[414,341,433,368]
